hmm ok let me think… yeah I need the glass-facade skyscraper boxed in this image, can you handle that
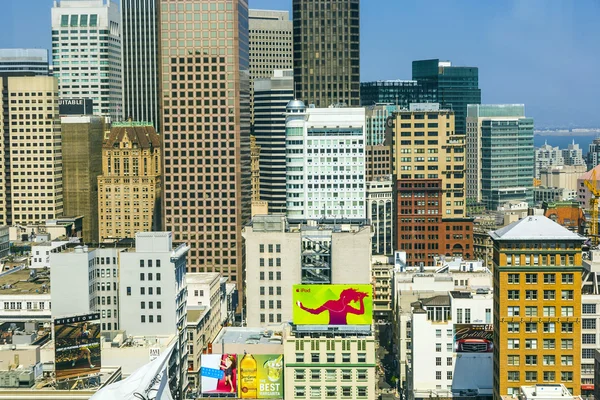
[413,59,481,134]
[293,0,360,107]
[359,80,437,107]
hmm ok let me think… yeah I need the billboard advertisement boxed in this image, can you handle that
[293,284,373,325]
[54,313,101,379]
[58,98,93,115]
[238,354,283,399]
[201,354,238,395]
[453,324,493,353]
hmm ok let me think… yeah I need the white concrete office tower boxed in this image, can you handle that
[51,0,122,120]
[366,177,393,256]
[253,70,294,213]
[242,215,372,327]
[534,142,564,179]
[0,76,63,226]
[285,101,366,221]
[119,232,189,337]
[0,49,49,76]
[249,9,292,122]
[121,0,159,128]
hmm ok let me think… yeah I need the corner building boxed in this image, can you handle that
[490,216,584,398]
[160,0,251,289]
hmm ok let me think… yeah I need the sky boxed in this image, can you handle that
[1,0,599,128]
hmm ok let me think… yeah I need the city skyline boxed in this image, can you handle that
[0,0,599,128]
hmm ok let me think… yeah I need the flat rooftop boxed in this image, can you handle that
[186,272,221,285]
[187,306,209,324]
[215,327,284,345]
[0,267,50,294]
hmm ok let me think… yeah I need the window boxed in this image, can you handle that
[543,322,555,333]
[446,343,453,352]
[294,369,305,380]
[561,290,574,300]
[583,348,596,359]
[507,306,520,316]
[436,343,442,352]
[140,273,145,281]
[561,372,573,382]
[543,371,555,382]
[562,273,574,284]
[561,339,573,349]
[259,244,264,253]
[543,339,555,349]
[543,355,555,365]
[508,273,519,284]
[357,387,367,398]
[341,370,351,381]
[507,323,519,333]
[525,371,537,382]
[543,273,555,284]
[525,339,537,349]
[543,306,555,317]
[507,371,519,382]
[447,371,452,380]
[327,353,334,362]
[310,370,320,380]
[294,386,306,397]
[507,355,520,366]
[561,355,574,366]
[583,304,596,314]
[311,354,319,363]
[141,315,145,323]
[543,290,555,300]
[342,353,350,363]
[561,322,573,333]
[525,306,537,316]
[525,355,537,365]
[447,357,452,366]
[436,371,442,380]
[582,318,596,329]
[357,370,367,380]
[310,387,321,398]
[357,353,366,363]
[508,339,520,349]
[561,306,574,317]
[326,387,336,397]
[156,273,161,281]
[582,334,596,344]
[508,290,519,300]
[525,322,537,333]
[341,387,351,397]
[126,287,131,296]
[295,353,304,362]
[525,273,537,284]
[525,290,537,300]
[436,329,442,338]
[456,309,462,323]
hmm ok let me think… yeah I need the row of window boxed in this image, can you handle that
[506,254,575,266]
[295,353,367,363]
[126,286,162,296]
[140,259,161,268]
[507,289,573,300]
[506,306,575,317]
[259,243,281,253]
[507,273,574,284]
[507,338,574,349]
[294,369,368,381]
[507,354,574,366]
[507,371,573,382]
[140,315,162,323]
[259,258,281,267]
[139,273,162,281]
[294,386,367,399]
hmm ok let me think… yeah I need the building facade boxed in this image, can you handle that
[61,116,107,243]
[0,75,63,226]
[588,138,600,170]
[160,0,251,289]
[97,122,161,241]
[121,0,160,128]
[253,70,294,213]
[359,80,437,108]
[467,104,534,209]
[248,9,292,123]
[412,59,481,135]
[285,101,366,221]
[51,0,122,120]
[0,49,49,76]
[366,177,393,256]
[292,0,360,107]
[242,215,372,327]
[490,216,585,398]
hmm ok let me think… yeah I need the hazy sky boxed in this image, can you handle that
[1,0,598,128]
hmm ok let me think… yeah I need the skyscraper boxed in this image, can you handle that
[490,216,584,398]
[466,104,534,210]
[293,0,360,107]
[51,0,122,120]
[0,76,63,225]
[61,115,107,243]
[160,0,250,291]
[0,49,49,76]
[98,122,161,242]
[359,80,437,107]
[413,59,480,135]
[121,0,160,128]
[249,9,292,123]
[253,70,294,213]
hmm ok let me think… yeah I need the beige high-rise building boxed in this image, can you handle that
[160,0,251,291]
[61,115,107,243]
[98,122,161,241]
[0,76,63,226]
[249,9,292,122]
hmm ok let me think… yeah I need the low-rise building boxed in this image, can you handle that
[372,259,393,322]
[543,201,585,234]
[186,273,222,346]
[9,217,83,242]
[534,187,578,204]
[0,267,51,321]
[507,384,583,400]
[186,306,210,391]
[367,177,393,256]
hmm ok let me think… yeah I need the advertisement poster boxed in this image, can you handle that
[54,313,101,379]
[453,324,493,353]
[293,284,373,325]
[201,354,237,394]
[238,354,283,399]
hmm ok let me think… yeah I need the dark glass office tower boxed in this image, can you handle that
[122,0,160,130]
[293,0,360,107]
[413,59,481,134]
[360,80,437,106]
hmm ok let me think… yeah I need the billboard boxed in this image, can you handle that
[293,284,373,325]
[238,354,283,399]
[201,354,238,395]
[453,324,493,353]
[54,313,101,379]
[59,98,93,115]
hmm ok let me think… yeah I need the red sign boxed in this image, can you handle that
[581,384,594,391]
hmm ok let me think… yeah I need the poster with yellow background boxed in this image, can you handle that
[238,354,284,399]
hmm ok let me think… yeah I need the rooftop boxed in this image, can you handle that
[510,384,581,400]
[490,215,585,241]
[187,306,209,325]
[0,267,50,294]
[215,327,284,345]
[186,272,221,286]
[104,123,160,150]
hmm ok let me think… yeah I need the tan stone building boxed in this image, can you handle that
[0,76,63,225]
[98,122,161,241]
[61,116,107,243]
